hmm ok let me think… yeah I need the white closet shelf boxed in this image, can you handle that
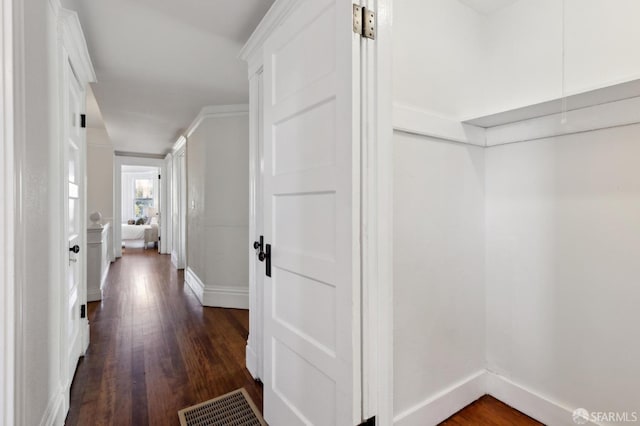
[464,78,640,128]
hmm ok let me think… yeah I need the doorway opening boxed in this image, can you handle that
[120,165,161,252]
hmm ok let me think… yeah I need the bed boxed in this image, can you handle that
[121,221,159,248]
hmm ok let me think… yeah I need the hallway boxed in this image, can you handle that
[65,249,262,426]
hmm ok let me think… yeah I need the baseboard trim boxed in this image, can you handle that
[245,344,259,380]
[185,267,204,303]
[393,370,486,426]
[86,289,102,302]
[393,370,596,426]
[202,286,249,309]
[185,267,249,309]
[171,251,184,269]
[100,261,109,290]
[485,371,597,426]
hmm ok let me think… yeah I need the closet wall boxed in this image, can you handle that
[393,132,486,421]
[486,124,640,419]
[393,0,640,424]
[393,1,488,423]
[395,0,640,122]
[484,0,640,118]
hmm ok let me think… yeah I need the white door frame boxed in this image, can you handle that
[162,153,173,255]
[241,0,394,423]
[246,68,263,380]
[360,0,394,423]
[114,155,166,257]
[1,0,18,423]
[170,139,187,269]
[56,6,96,412]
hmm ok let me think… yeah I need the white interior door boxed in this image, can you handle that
[65,64,86,386]
[262,0,361,424]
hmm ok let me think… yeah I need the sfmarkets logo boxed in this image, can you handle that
[573,408,639,424]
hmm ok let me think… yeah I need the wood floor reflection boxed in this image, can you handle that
[65,248,262,426]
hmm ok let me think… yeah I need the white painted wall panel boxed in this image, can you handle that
[395,0,640,121]
[393,131,486,419]
[87,129,114,225]
[485,124,640,417]
[21,1,66,424]
[393,0,486,120]
[187,114,249,308]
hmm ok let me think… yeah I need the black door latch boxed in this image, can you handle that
[253,236,271,277]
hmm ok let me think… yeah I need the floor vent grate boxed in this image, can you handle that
[178,388,266,426]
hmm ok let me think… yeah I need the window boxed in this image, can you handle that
[134,178,154,217]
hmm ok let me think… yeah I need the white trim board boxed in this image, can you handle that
[394,95,640,147]
[393,104,486,147]
[37,386,64,426]
[184,267,249,309]
[113,155,165,258]
[170,104,249,154]
[171,250,180,269]
[184,104,249,140]
[245,344,259,380]
[172,135,186,154]
[393,370,600,426]
[464,78,640,128]
[485,372,599,426]
[238,0,298,77]
[483,95,640,146]
[361,0,395,423]
[393,371,487,426]
[1,0,17,423]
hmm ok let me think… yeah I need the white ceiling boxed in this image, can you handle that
[63,0,274,155]
[457,0,519,15]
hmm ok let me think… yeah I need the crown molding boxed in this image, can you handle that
[184,104,249,139]
[57,6,96,85]
[238,0,300,76]
[172,135,186,154]
[114,151,165,160]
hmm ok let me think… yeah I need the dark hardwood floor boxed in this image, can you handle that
[440,395,544,426]
[66,249,541,426]
[66,248,262,426]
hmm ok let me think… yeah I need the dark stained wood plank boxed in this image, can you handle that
[67,249,541,426]
[66,248,263,426]
[440,395,544,426]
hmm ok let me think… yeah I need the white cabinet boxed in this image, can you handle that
[87,223,111,302]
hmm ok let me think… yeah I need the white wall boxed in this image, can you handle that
[87,128,114,258]
[394,0,640,121]
[485,124,640,419]
[483,0,640,118]
[18,1,66,424]
[185,111,249,308]
[392,0,486,120]
[393,131,486,424]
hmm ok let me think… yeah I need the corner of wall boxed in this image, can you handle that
[393,371,487,426]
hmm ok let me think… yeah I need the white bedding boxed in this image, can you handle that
[121,224,150,240]
[122,223,158,243]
